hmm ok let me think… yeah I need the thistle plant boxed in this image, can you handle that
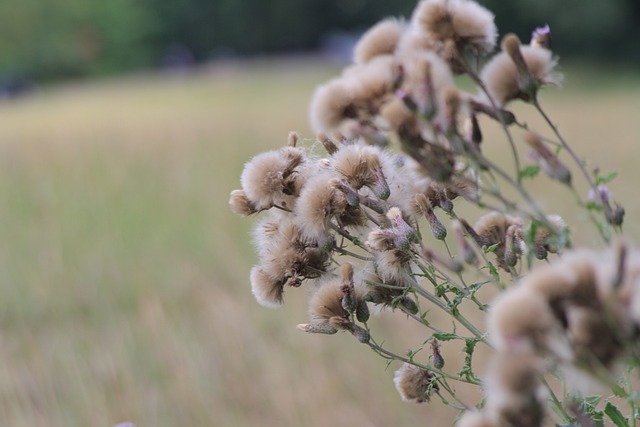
[229,0,637,425]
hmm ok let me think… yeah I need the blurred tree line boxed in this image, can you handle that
[0,0,638,81]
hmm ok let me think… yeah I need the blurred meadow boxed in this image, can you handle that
[0,57,639,427]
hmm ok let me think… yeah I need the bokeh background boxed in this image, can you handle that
[0,1,639,426]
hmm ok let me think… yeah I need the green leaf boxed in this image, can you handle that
[596,171,618,185]
[586,200,604,212]
[604,401,629,427]
[518,164,540,180]
[484,243,500,254]
[431,332,457,341]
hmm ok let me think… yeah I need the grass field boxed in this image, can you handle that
[0,58,638,426]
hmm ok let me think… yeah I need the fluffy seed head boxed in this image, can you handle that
[400,51,454,113]
[332,143,389,192]
[295,172,347,241]
[566,306,621,367]
[474,212,521,240]
[309,78,357,134]
[366,228,398,252]
[229,189,258,216]
[375,249,414,287]
[533,214,567,255]
[379,96,417,132]
[308,277,350,323]
[412,0,497,53]
[354,18,406,64]
[480,46,562,106]
[524,252,600,310]
[393,363,437,403]
[240,147,306,210]
[250,266,285,308]
[488,288,562,355]
[484,350,546,427]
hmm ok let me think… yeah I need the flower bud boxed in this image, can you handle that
[465,113,483,145]
[524,131,571,184]
[400,296,419,315]
[431,339,445,369]
[359,194,386,214]
[356,299,370,323]
[330,178,360,207]
[415,194,447,240]
[387,207,419,243]
[605,203,625,226]
[372,166,391,200]
[350,323,370,343]
[341,263,356,313]
[317,132,338,154]
[502,33,535,100]
[297,322,338,334]
[503,224,519,267]
[440,87,461,136]
[452,220,478,265]
[288,131,299,147]
[530,24,551,49]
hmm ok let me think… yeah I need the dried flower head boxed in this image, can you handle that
[298,275,369,341]
[366,228,398,251]
[228,189,258,216]
[251,212,331,306]
[532,214,567,258]
[400,51,455,114]
[375,248,414,286]
[473,212,523,269]
[354,18,406,64]
[309,77,357,134]
[393,363,438,403]
[484,351,546,427]
[295,172,347,242]
[240,146,306,210]
[302,277,350,331]
[310,56,404,136]
[332,143,391,199]
[379,96,417,133]
[411,0,497,71]
[344,55,402,102]
[525,131,571,184]
[250,265,286,308]
[480,44,562,106]
[488,287,566,356]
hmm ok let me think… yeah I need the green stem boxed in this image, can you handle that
[462,58,522,177]
[533,99,611,243]
[539,376,572,424]
[367,340,481,386]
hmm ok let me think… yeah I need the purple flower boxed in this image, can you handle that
[531,24,551,49]
[588,185,611,204]
[532,24,551,40]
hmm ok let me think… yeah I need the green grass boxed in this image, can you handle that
[0,58,638,426]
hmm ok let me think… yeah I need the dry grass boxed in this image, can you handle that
[0,58,637,426]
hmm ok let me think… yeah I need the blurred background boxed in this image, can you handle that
[0,1,638,426]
